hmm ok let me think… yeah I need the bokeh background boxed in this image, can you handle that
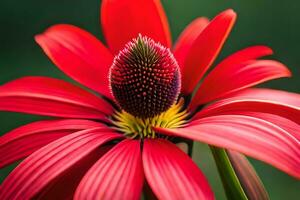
[0,0,299,199]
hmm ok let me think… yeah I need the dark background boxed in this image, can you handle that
[0,0,299,199]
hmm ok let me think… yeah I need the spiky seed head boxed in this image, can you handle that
[109,35,181,119]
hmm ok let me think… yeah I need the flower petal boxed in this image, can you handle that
[0,128,123,199]
[193,88,300,124]
[191,46,291,108]
[0,119,105,168]
[101,0,171,53]
[173,17,209,68]
[0,76,113,119]
[75,139,143,200]
[181,9,236,95]
[209,45,273,71]
[143,139,214,200]
[155,115,300,178]
[35,24,113,97]
[35,146,112,200]
[190,60,291,107]
[227,112,300,142]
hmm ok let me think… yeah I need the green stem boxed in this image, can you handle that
[210,146,248,200]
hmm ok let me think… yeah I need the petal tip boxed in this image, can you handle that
[223,9,237,25]
[266,46,274,55]
[256,45,274,55]
[286,68,293,77]
[34,34,43,43]
[225,9,236,15]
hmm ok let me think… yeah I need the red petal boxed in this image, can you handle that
[155,115,300,178]
[0,119,105,168]
[0,76,113,119]
[0,128,123,199]
[190,59,291,107]
[231,112,300,141]
[173,17,209,68]
[181,9,236,95]
[36,146,111,200]
[35,24,113,97]
[143,139,214,200]
[101,0,171,54]
[210,45,273,70]
[75,139,143,200]
[193,88,300,124]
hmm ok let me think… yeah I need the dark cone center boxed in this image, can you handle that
[109,35,181,119]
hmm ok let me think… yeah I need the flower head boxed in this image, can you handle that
[110,35,181,119]
[0,0,299,199]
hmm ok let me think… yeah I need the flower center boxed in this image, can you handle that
[109,35,181,119]
[111,99,188,139]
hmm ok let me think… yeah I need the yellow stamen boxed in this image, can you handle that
[111,98,188,139]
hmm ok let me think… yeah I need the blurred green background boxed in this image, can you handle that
[0,0,299,199]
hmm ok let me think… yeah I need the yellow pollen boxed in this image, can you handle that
[111,98,188,139]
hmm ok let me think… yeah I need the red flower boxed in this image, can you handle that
[0,0,299,199]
